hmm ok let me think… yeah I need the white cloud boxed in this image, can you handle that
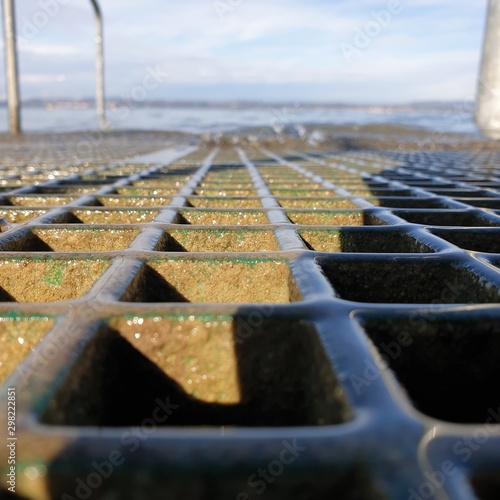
[21,73,67,84]
[0,0,490,102]
[20,44,80,56]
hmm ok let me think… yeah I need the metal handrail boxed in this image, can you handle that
[1,0,20,134]
[476,0,500,139]
[89,0,107,129]
[1,0,107,134]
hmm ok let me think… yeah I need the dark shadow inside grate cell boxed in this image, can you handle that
[0,288,17,301]
[360,315,500,423]
[455,198,500,209]
[46,459,385,500]
[0,487,30,499]
[36,186,99,195]
[465,182,500,188]
[123,265,190,302]
[83,175,125,182]
[365,182,392,187]
[319,259,500,304]
[401,181,452,188]
[470,472,500,499]
[154,233,189,252]
[59,178,114,186]
[427,189,492,198]
[40,316,350,427]
[121,259,301,304]
[430,228,500,253]
[0,231,53,252]
[392,210,500,227]
[300,229,433,253]
[354,188,416,197]
[374,198,450,209]
[51,211,84,224]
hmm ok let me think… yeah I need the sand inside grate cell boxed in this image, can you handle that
[0,209,47,223]
[271,189,336,198]
[279,198,358,209]
[203,174,252,183]
[116,187,182,196]
[0,316,54,384]
[121,258,300,303]
[177,210,269,225]
[199,182,254,189]
[96,196,172,207]
[194,189,258,197]
[0,258,109,302]
[132,179,189,188]
[187,197,263,209]
[160,229,280,252]
[8,196,78,206]
[71,209,159,224]
[266,182,322,189]
[287,211,369,226]
[21,228,140,252]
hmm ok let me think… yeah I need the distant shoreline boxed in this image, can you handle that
[0,103,477,136]
[0,99,473,113]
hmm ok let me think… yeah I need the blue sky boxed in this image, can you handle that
[0,0,489,103]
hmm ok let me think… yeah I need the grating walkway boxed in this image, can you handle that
[0,135,500,499]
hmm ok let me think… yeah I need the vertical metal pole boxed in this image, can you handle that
[2,0,21,134]
[90,0,107,129]
[477,0,500,139]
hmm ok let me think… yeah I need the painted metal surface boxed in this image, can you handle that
[0,144,499,499]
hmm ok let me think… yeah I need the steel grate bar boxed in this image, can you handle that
[0,138,500,499]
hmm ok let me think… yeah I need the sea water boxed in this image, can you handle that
[0,105,479,135]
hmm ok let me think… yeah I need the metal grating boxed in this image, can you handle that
[1,140,500,500]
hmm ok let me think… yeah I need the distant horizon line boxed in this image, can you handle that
[0,98,473,109]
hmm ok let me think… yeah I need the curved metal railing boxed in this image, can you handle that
[1,0,106,134]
